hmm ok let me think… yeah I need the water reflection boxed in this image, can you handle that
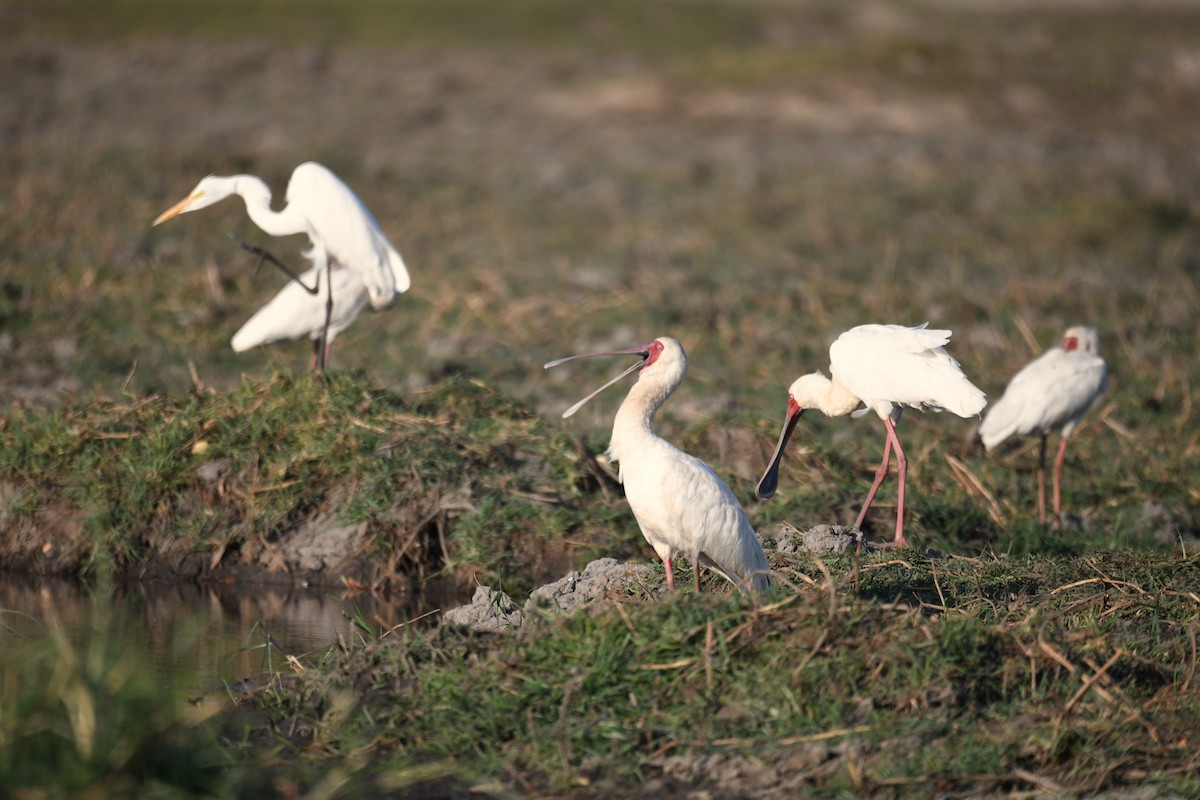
[0,574,464,684]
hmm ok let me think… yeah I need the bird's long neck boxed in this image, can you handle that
[611,368,679,452]
[230,176,308,238]
[798,372,862,418]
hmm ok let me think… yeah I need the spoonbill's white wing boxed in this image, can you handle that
[829,323,987,420]
[980,347,1107,449]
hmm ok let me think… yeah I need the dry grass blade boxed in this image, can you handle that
[1011,767,1068,793]
[638,658,695,671]
[1012,314,1042,357]
[1049,577,1147,596]
[1100,410,1138,443]
[775,725,871,746]
[1064,650,1122,714]
[944,452,1006,526]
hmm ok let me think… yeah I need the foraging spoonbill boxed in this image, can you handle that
[545,337,770,594]
[978,326,1107,525]
[153,161,409,369]
[757,323,987,548]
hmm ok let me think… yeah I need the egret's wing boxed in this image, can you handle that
[231,265,369,351]
[287,162,408,309]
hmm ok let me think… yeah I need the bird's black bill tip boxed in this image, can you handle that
[754,478,778,500]
[756,409,802,501]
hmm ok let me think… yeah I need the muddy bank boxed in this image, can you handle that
[0,464,598,597]
[0,374,647,597]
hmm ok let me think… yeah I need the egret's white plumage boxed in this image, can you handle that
[979,326,1107,524]
[230,263,370,368]
[153,161,409,367]
[757,323,986,548]
[545,337,770,594]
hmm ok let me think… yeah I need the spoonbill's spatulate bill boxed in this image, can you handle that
[757,323,987,548]
[153,161,409,370]
[545,337,770,594]
[978,326,1107,525]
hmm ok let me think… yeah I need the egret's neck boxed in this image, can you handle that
[795,372,862,418]
[232,176,308,238]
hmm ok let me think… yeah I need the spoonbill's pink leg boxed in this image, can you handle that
[1036,434,1049,524]
[886,417,908,548]
[855,429,894,530]
[1052,435,1071,529]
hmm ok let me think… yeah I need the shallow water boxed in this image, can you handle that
[0,573,463,684]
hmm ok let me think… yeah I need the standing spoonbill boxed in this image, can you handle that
[230,263,370,369]
[152,161,409,369]
[978,326,1107,525]
[756,323,987,548]
[545,337,770,594]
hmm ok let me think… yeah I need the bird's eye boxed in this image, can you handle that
[653,341,663,352]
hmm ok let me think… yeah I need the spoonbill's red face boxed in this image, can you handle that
[1062,334,1079,352]
[641,339,666,369]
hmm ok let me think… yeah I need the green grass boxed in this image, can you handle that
[0,373,633,590]
[3,551,1195,797]
[220,550,1199,797]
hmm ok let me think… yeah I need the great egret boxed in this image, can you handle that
[546,337,771,594]
[979,326,1107,525]
[757,323,987,548]
[153,161,409,369]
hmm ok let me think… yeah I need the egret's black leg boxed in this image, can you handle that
[229,235,319,295]
[317,259,334,371]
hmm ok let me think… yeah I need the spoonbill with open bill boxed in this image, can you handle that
[978,326,1107,525]
[545,336,770,594]
[756,323,987,548]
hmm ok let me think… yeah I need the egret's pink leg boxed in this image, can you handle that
[1052,435,1070,529]
[885,417,908,548]
[1036,434,1048,525]
[855,429,894,530]
[664,556,675,592]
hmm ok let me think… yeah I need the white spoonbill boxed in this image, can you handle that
[230,263,370,369]
[545,337,770,594]
[978,326,1107,525]
[757,323,987,548]
[153,161,409,369]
